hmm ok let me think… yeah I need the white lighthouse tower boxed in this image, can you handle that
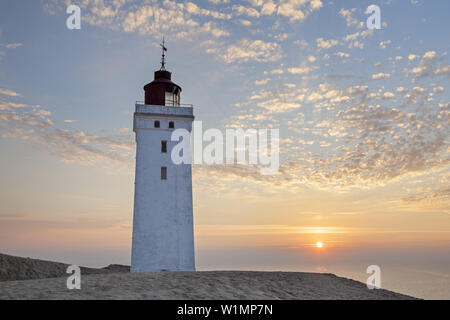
[131,41,195,272]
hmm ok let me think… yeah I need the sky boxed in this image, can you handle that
[0,0,449,298]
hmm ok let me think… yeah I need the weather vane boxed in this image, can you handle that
[160,37,167,71]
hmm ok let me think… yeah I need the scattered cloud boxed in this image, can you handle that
[255,78,270,85]
[434,86,445,94]
[316,37,338,50]
[434,65,450,76]
[232,5,260,18]
[288,67,312,75]
[339,8,358,27]
[382,91,396,99]
[4,0,446,194]
[372,73,391,80]
[379,40,391,49]
[218,39,282,63]
[0,88,20,97]
[334,52,350,58]
[0,95,134,167]
[0,43,23,49]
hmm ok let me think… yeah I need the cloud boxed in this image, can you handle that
[382,91,396,99]
[0,95,134,167]
[423,51,436,59]
[305,102,448,187]
[434,86,444,94]
[334,52,350,58]
[342,30,373,49]
[255,78,270,85]
[209,0,230,4]
[55,0,233,40]
[0,43,23,49]
[287,67,312,75]
[402,187,450,204]
[434,65,450,76]
[372,73,391,80]
[218,39,282,63]
[294,40,308,47]
[239,19,252,26]
[405,50,449,81]
[269,69,283,75]
[276,0,323,21]
[412,86,425,94]
[14,0,447,193]
[230,62,449,189]
[0,88,20,97]
[232,5,260,18]
[339,8,358,27]
[200,21,231,38]
[316,37,338,50]
[379,40,391,49]
[44,0,324,43]
[260,1,277,15]
[185,2,232,19]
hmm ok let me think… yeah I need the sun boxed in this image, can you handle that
[316,242,323,248]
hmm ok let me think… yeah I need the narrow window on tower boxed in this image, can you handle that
[169,121,175,129]
[161,141,167,153]
[161,167,167,180]
[154,120,160,128]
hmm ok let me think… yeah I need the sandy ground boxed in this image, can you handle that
[0,253,129,282]
[0,253,416,300]
[0,271,416,300]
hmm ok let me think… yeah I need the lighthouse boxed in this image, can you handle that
[131,41,195,272]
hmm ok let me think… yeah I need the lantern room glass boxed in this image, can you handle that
[165,91,180,107]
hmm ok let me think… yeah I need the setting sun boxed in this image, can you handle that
[316,242,323,248]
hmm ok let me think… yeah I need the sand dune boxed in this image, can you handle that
[0,271,417,300]
[0,253,129,282]
[0,253,416,300]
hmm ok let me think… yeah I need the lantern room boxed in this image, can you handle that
[144,70,182,106]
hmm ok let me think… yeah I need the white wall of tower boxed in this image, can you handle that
[131,104,195,272]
